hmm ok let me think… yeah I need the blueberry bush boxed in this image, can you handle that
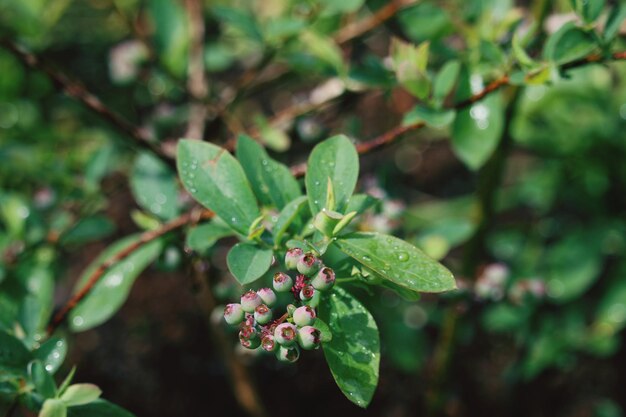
[1,0,626,416]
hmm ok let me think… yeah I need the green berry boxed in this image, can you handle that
[273,272,293,292]
[274,323,297,346]
[293,306,316,327]
[299,284,315,301]
[223,303,244,325]
[257,288,277,306]
[297,326,321,350]
[297,253,322,276]
[240,290,262,313]
[285,248,303,270]
[261,335,277,352]
[254,304,272,325]
[311,267,335,291]
[276,345,300,363]
[286,304,297,317]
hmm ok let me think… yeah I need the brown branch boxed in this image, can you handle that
[46,209,213,335]
[190,260,268,417]
[0,38,175,167]
[288,49,626,178]
[184,0,209,139]
[334,0,417,44]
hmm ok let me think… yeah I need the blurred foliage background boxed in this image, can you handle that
[1,0,626,416]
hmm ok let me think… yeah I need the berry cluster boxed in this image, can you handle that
[223,248,336,363]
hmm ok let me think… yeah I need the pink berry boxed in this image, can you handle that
[254,304,272,325]
[273,272,293,293]
[223,303,244,325]
[285,248,303,270]
[293,306,316,327]
[257,288,277,306]
[299,284,315,301]
[274,323,297,346]
[240,290,262,313]
[297,326,321,350]
[311,267,335,291]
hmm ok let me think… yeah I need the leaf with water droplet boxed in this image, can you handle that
[34,336,67,374]
[306,135,358,215]
[131,152,180,220]
[226,243,274,285]
[320,287,379,408]
[335,232,456,293]
[177,139,260,234]
[451,69,504,170]
[236,134,301,210]
[69,235,163,332]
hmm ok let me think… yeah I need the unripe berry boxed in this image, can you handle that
[293,306,316,327]
[297,326,321,350]
[311,267,336,291]
[223,303,244,325]
[240,290,262,313]
[239,325,258,341]
[303,289,321,308]
[254,304,272,325]
[273,272,293,293]
[297,253,322,276]
[274,323,298,346]
[299,284,315,301]
[285,248,303,270]
[276,345,300,363]
[257,287,277,306]
[261,335,277,352]
[240,336,261,350]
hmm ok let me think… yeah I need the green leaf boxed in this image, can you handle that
[391,38,431,99]
[300,31,346,75]
[253,116,291,152]
[318,0,364,15]
[0,331,31,373]
[60,384,102,407]
[28,360,56,399]
[433,60,460,102]
[177,139,260,234]
[273,196,310,243]
[543,22,596,65]
[320,287,380,408]
[512,31,536,67]
[604,4,626,41]
[236,135,301,210]
[226,243,274,285]
[130,153,180,220]
[305,135,359,215]
[67,399,136,417]
[185,221,234,254]
[451,70,505,170]
[312,318,332,342]
[148,0,189,77]
[59,216,116,246]
[571,0,605,23]
[212,5,263,42]
[40,399,67,417]
[335,232,456,293]
[402,105,456,128]
[345,194,378,215]
[69,235,163,332]
[33,337,66,375]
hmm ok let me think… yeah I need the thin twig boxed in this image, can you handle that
[184,0,209,139]
[0,38,175,167]
[334,0,417,44]
[190,260,268,417]
[47,209,213,335]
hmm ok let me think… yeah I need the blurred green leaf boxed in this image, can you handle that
[185,221,234,254]
[59,216,115,246]
[148,0,189,76]
[177,139,260,234]
[66,399,136,417]
[33,337,67,375]
[320,287,379,408]
[0,331,31,374]
[452,70,505,170]
[604,4,626,41]
[300,31,346,76]
[226,243,273,285]
[69,235,163,332]
[544,22,596,65]
[40,399,67,417]
[60,384,101,407]
[403,105,456,128]
[433,60,460,102]
[28,360,56,399]
[131,153,180,220]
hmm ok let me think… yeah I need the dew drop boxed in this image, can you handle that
[45,364,53,372]
[397,252,409,262]
[362,256,372,262]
